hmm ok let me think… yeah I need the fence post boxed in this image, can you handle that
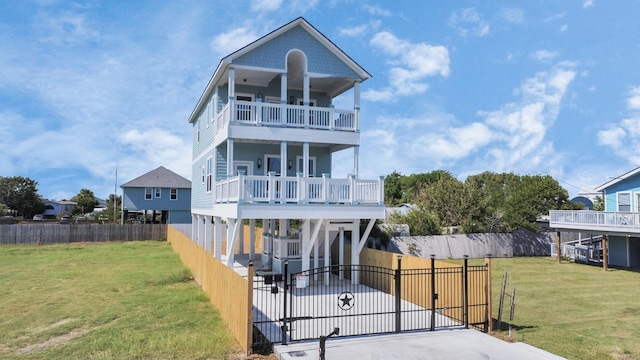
[430,254,436,331]
[246,261,254,355]
[282,260,289,345]
[395,255,402,333]
[485,254,493,332]
[463,255,469,329]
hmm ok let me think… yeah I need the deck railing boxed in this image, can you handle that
[215,100,357,132]
[549,210,640,231]
[215,173,384,205]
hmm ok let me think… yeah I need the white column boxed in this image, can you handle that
[226,218,237,267]
[352,219,360,284]
[302,219,310,273]
[354,145,360,178]
[303,73,310,105]
[229,67,236,98]
[280,73,288,103]
[191,214,196,242]
[354,80,361,131]
[204,216,211,253]
[249,219,256,260]
[281,141,287,178]
[339,227,344,280]
[303,142,309,177]
[227,138,234,177]
[324,219,330,285]
[238,219,244,254]
[214,216,222,260]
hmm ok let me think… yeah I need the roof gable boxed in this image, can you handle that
[595,166,640,192]
[121,166,191,189]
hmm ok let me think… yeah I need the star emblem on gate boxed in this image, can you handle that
[338,291,354,310]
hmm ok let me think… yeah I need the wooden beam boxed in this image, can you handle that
[357,219,376,254]
[557,231,561,264]
[602,235,608,271]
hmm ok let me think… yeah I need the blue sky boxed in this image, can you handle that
[1,0,639,201]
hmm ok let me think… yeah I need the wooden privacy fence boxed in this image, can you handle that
[167,226,253,355]
[0,224,167,244]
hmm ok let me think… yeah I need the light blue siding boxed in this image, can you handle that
[234,26,360,79]
[603,173,640,212]
[607,235,628,267]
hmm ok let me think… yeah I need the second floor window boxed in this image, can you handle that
[618,192,631,212]
[145,188,152,200]
[206,158,213,192]
[170,188,178,200]
[155,188,161,198]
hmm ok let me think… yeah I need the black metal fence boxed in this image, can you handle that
[252,257,488,350]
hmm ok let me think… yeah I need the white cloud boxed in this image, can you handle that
[560,24,568,32]
[210,28,260,57]
[627,86,640,110]
[411,122,493,160]
[531,49,558,63]
[364,4,392,16]
[251,0,283,12]
[501,8,524,24]
[598,86,640,164]
[363,31,449,101]
[448,8,490,37]
[583,0,595,9]
[339,20,380,38]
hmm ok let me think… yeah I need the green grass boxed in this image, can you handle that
[0,241,241,359]
[482,257,640,360]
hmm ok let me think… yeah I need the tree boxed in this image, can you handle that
[384,171,403,206]
[71,189,98,215]
[592,196,605,211]
[0,176,45,219]
[105,194,122,222]
[388,207,441,236]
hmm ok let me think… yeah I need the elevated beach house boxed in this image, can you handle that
[550,166,640,268]
[187,17,385,277]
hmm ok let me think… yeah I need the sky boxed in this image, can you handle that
[1,0,640,201]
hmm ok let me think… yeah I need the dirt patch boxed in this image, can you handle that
[32,318,76,334]
[15,326,94,355]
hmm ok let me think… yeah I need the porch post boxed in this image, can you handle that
[226,218,237,267]
[324,219,330,285]
[354,80,361,131]
[303,142,309,177]
[302,219,311,272]
[354,145,359,178]
[229,67,236,122]
[227,138,234,177]
[339,227,345,280]
[191,214,196,242]
[204,216,211,253]
[249,219,256,261]
[280,73,287,103]
[214,216,222,260]
[351,219,360,284]
[602,235,608,271]
[238,219,245,254]
[556,231,561,264]
[281,141,288,179]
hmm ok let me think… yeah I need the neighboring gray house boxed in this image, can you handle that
[121,166,192,224]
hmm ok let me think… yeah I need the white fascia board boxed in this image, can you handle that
[238,204,385,220]
[229,126,359,146]
[594,166,640,192]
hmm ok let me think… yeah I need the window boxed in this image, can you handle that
[265,155,281,175]
[201,165,205,184]
[145,188,152,200]
[297,156,316,176]
[155,188,161,198]
[206,157,213,192]
[618,192,631,212]
[170,188,178,200]
[197,120,200,143]
[234,161,253,176]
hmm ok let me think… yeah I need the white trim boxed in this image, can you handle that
[234,161,254,176]
[617,192,631,212]
[170,188,178,201]
[296,156,316,176]
[145,188,152,200]
[154,188,161,198]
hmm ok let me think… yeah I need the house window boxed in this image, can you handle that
[155,188,161,198]
[297,156,316,177]
[197,120,200,143]
[265,155,281,175]
[618,192,631,212]
[206,157,213,192]
[170,188,178,200]
[201,165,205,184]
[145,188,152,200]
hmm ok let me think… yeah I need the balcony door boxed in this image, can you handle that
[234,161,253,176]
[265,155,281,175]
[297,156,316,177]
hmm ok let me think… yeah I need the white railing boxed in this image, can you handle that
[549,210,640,231]
[215,100,357,132]
[273,237,301,259]
[214,174,384,205]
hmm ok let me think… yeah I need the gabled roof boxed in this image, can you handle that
[121,166,191,189]
[594,166,640,192]
[188,17,371,124]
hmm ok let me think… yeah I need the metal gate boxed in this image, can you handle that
[252,257,488,349]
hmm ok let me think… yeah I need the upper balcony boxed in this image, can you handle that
[215,100,357,134]
[549,210,640,234]
[215,173,383,205]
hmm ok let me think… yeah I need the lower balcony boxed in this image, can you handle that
[549,210,640,233]
[214,173,383,205]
